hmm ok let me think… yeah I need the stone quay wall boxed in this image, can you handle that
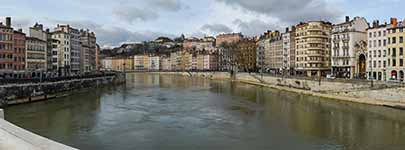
[156,72,390,92]
[0,73,126,107]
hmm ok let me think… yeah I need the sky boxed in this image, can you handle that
[0,0,403,48]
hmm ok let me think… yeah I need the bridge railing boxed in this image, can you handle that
[0,72,117,85]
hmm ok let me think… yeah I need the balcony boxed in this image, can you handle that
[307,53,324,57]
[307,28,322,32]
[304,34,329,38]
[308,40,324,44]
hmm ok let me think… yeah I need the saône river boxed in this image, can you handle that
[5,73,405,150]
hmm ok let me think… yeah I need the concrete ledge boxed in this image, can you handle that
[0,118,78,150]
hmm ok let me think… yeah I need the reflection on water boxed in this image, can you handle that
[5,73,405,150]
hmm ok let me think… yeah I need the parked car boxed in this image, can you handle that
[326,74,336,79]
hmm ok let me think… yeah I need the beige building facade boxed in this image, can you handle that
[295,21,333,77]
[386,18,405,81]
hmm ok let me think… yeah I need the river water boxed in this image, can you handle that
[5,73,405,150]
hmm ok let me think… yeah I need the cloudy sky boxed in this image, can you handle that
[0,0,403,48]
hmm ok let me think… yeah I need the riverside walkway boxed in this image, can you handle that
[0,109,78,150]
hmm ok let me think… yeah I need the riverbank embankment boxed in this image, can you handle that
[152,72,405,109]
[0,73,126,107]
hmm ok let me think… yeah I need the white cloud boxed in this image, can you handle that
[233,19,283,36]
[215,0,343,23]
[113,0,185,23]
[201,24,233,35]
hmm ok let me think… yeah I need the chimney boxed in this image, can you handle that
[391,18,398,27]
[18,28,22,32]
[285,27,289,32]
[376,20,380,26]
[345,16,350,22]
[5,17,11,27]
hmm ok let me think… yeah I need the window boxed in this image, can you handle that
[401,37,404,43]
[401,47,404,56]
[393,48,397,57]
[389,48,391,55]
[388,59,391,66]
[393,59,397,67]
[393,37,397,44]
[401,59,404,67]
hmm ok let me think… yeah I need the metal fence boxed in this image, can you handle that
[0,73,117,85]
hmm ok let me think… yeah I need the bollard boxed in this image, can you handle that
[0,109,3,119]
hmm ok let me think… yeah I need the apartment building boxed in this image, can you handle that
[160,56,171,71]
[331,16,369,79]
[180,51,193,71]
[80,29,97,73]
[149,56,160,71]
[367,20,390,81]
[13,29,26,78]
[295,21,333,77]
[101,57,113,71]
[0,18,27,79]
[237,38,257,72]
[25,37,47,73]
[29,23,51,72]
[282,27,296,75]
[134,55,146,70]
[256,36,267,72]
[53,24,81,74]
[386,18,405,81]
[266,31,283,73]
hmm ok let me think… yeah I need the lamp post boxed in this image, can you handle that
[370,52,374,88]
[318,68,321,86]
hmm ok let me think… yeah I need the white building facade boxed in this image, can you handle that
[367,21,390,81]
[149,56,160,71]
[331,16,369,79]
[101,57,113,71]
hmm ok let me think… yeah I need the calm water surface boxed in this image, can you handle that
[5,73,405,150]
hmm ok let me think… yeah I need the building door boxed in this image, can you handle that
[392,70,398,80]
[358,54,367,79]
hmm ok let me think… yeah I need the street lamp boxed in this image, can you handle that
[370,52,374,88]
